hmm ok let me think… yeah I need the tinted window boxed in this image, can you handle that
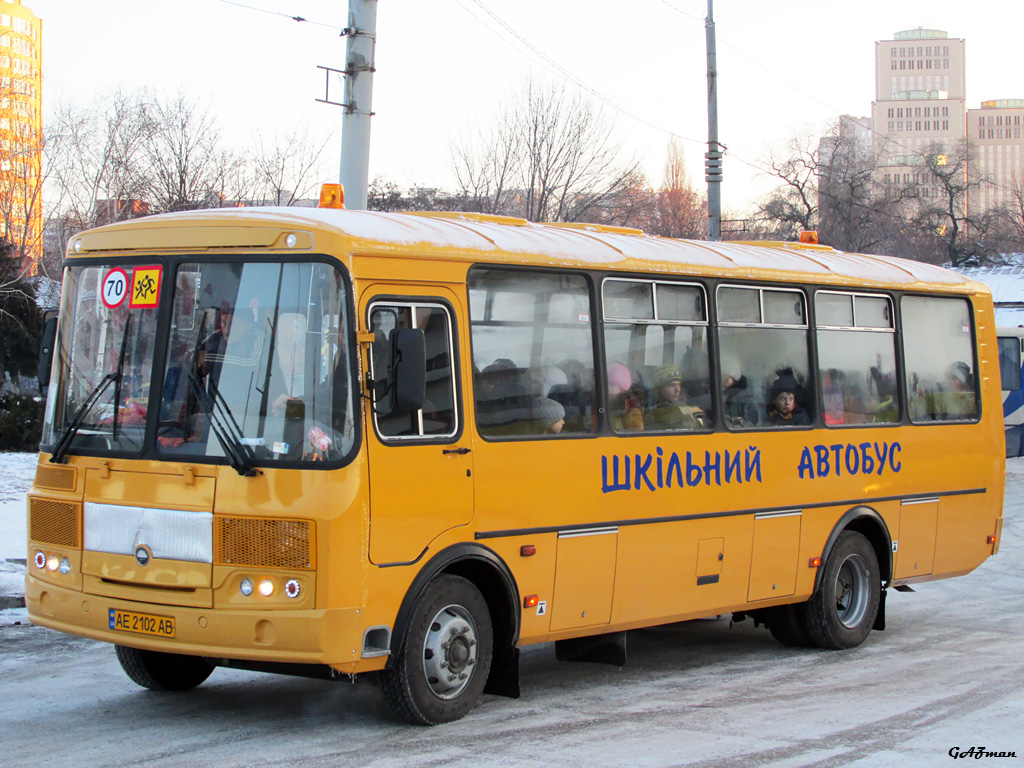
[902,296,978,422]
[469,269,596,438]
[816,292,899,425]
[718,286,812,428]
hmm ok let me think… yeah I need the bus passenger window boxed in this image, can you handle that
[815,292,899,425]
[717,285,813,428]
[602,278,711,433]
[902,296,978,422]
[998,337,1021,392]
[468,269,596,438]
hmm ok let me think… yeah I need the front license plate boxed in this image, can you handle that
[109,609,175,638]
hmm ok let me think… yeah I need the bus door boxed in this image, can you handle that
[363,290,473,565]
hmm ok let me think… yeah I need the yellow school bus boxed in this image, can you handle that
[27,198,1004,724]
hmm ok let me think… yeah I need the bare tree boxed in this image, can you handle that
[909,140,987,266]
[818,121,887,253]
[753,134,820,239]
[450,79,642,223]
[45,89,156,232]
[250,127,332,206]
[651,140,707,239]
[144,92,238,212]
[0,76,44,281]
[450,112,519,215]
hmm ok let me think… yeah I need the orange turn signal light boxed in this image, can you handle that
[520,545,536,557]
[318,183,346,209]
[523,595,539,609]
[809,557,821,568]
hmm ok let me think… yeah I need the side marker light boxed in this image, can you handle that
[809,557,821,568]
[520,545,536,557]
[987,535,997,545]
[523,595,539,609]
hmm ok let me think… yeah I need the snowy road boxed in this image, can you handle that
[2,455,1022,767]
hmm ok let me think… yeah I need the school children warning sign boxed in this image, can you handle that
[129,266,162,308]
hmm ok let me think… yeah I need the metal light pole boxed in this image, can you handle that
[338,0,378,210]
[705,0,722,241]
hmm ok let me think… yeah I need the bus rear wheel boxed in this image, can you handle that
[800,531,880,650]
[115,645,214,691]
[380,575,493,725]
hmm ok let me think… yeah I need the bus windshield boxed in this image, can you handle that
[43,265,159,454]
[43,260,357,466]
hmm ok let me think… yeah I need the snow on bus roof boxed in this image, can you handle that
[88,206,976,289]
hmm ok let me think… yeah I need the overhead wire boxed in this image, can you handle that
[217,0,344,31]
[456,0,711,150]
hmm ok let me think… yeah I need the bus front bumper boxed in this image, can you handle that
[25,574,387,675]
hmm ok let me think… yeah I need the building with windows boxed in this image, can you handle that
[870,28,966,197]
[969,100,1024,213]
[0,0,42,275]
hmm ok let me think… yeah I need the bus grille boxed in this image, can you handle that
[213,518,314,570]
[33,464,78,491]
[29,498,81,548]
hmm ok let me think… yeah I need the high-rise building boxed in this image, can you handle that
[969,100,1024,213]
[870,28,966,195]
[0,0,43,275]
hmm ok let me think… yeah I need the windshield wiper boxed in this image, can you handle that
[186,372,261,477]
[50,315,132,464]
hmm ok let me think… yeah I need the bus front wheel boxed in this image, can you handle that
[380,574,494,725]
[800,531,881,650]
[115,645,214,691]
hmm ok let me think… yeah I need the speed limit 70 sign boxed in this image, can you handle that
[101,268,129,309]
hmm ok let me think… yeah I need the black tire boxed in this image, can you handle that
[380,574,493,725]
[115,645,214,691]
[799,531,881,650]
[765,604,813,648]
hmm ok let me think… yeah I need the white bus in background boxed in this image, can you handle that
[998,327,1024,457]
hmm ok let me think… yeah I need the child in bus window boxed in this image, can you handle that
[531,397,565,434]
[767,373,811,426]
[644,365,706,430]
[607,362,644,432]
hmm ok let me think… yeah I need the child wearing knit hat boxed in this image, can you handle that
[607,363,645,432]
[532,397,566,434]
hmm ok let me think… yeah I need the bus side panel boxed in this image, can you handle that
[610,517,753,627]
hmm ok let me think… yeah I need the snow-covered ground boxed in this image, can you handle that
[2,452,1022,764]
[0,452,35,624]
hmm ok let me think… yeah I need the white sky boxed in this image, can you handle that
[26,0,1024,213]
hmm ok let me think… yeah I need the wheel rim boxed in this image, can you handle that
[834,553,871,628]
[422,603,479,700]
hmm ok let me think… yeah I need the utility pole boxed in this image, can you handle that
[704,0,722,241]
[338,0,378,210]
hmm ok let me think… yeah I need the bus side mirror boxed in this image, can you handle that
[38,313,58,394]
[389,327,425,415]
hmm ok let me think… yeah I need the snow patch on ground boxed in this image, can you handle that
[0,452,37,626]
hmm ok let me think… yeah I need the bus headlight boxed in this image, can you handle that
[240,578,254,597]
[46,556,59,572]
[58,557,72,575]
[258,579,274,597]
